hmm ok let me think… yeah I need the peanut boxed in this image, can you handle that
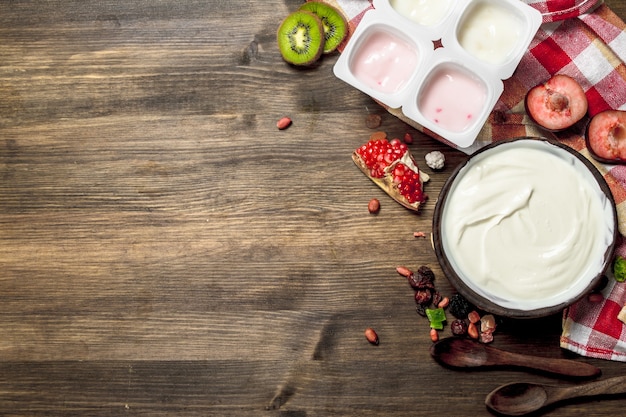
[368,198,380,214]
[437,296,449,309]
[468,310,481,324]
[364,328,379,345]
[276,116,292,130]
[429,328,439,342]
[396,266,413,277]
[468,322,479,339]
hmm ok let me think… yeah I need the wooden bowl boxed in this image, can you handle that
[433,137,617,318]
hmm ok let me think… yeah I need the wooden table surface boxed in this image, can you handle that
[2,1,625,415]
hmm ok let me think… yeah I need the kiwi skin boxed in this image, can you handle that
[299,1,348,54]
[276,10,324,66]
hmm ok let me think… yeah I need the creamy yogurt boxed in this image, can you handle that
[457,1,523,65]
[349,28,419,94]
[389,0,453,27]
[441,141,614,308]
[418,63,487,133]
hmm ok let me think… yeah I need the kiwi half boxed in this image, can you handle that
[299,1,348,54]
[277,10,324,66]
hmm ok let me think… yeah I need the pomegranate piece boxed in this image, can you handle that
[352,135,429,211]
[586,110,626,163]
[525,74,588,131]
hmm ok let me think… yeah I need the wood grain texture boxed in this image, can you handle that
[1,0,626,415]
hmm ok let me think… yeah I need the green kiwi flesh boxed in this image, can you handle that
[299,1,348,54]
[277,10,324,66]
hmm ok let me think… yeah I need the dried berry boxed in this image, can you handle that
[448,293,474,319]
[365,114,382,129]
[432,291,442,308]
[414,289,432,305]
[416,304,427,317]
[407,273,434,291]
[479,331,494,344]
[364,328,379,345]
[406,273,420,290]
[450,319,468,336]
[416,265,435,282]
[407,266,435,290]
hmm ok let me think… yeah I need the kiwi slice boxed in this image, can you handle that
[277,10,324,66]
[299,1,348,54]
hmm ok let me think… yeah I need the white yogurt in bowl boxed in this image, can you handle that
[433,138,617,318]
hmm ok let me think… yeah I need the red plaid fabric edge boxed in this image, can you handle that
[528,0,602,22]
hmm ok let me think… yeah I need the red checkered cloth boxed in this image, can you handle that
[332,0,626,360]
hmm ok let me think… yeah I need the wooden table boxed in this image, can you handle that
[1,1,625,415]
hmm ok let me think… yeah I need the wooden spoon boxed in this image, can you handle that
[485,376,626,416]
[430,337,601,378]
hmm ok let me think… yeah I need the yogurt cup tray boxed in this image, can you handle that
[333,0,542,148]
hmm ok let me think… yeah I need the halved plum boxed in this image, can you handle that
[586,110,626,164]
[525,74,588,131]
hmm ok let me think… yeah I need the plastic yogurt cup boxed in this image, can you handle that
[418,63,488,133]
[333,0,542,148]
[389,0,454,27]
[349,25,421,96]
